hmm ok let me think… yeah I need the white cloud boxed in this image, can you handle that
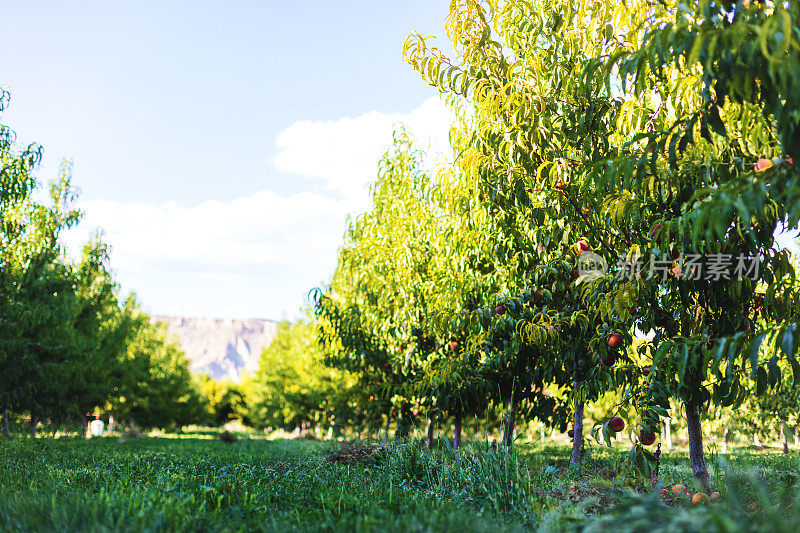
[273,96,454,209]
[776,226,800,255]
[61,98,456,319]
[64,190,349,279]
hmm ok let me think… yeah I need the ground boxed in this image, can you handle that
[1,431,798,532]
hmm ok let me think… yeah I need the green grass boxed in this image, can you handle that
[1,433,798,532]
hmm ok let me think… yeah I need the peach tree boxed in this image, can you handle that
[403,0,800,489]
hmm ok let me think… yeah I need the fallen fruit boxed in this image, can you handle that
[671,484,685,496]
[692,492,709,506]
[639,429,656,445]
[607,333,623,348]
[710,491,721,500]
[660,488,669,497]
[609,416,625,432]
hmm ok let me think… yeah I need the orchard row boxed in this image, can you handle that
[310,0,800,492]
[0,88,208,436]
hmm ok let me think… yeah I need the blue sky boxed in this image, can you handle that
[2,1,455,320]
[4,2,797,321]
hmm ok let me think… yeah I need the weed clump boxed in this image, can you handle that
[219,431,237,444]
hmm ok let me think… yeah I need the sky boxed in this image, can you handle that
[3,2,798,321]
[1,1,456,320]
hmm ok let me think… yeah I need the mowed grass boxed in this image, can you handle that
[1,433,799,532]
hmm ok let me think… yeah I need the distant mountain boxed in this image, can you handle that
[151,316,280,382]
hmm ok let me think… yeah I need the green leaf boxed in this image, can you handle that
[707,105,727,137]
[756,366,768,396]
[767,355,780,388]
[750,332,766,378]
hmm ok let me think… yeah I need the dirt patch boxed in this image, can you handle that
[325,441,386,465]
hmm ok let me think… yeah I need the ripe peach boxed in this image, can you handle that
[649,223,664,239]
[671,484,685,496]
[692,492,709,506]
[639,429,656,445]
[573,239,590,255]
[609,416,625,432]
[607,333,623,348]
[755,158,773,173]
[710,491,721,500]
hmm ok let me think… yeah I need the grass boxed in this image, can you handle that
[0,432,798,532]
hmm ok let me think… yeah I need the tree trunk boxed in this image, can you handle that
[426,418,434,449]
[453,410,463,451]
[570,400,584,465]
[685,401,711,492]
[781,423,789,455]
[82,415,89,439]
[503,397,516,448]
[30,414,38,438]
[383,414,390,441]
[754,432,762,451]
[540,425,546,442]
[397,403,409,438]
[722,427,729,454]
[795,426,799,449]
[2,407,9,439]
[570,359,584,465]
[53,416,62,438]
[108,415,115,433]
[664,419,673,450]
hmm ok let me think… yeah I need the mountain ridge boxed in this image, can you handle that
[151,315,280,382]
